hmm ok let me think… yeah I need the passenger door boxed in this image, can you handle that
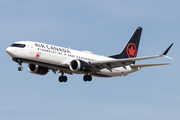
[30,43,35,54]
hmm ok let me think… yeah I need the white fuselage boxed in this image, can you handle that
[6,41,139,77]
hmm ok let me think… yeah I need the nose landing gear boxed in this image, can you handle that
[18,67,23,71]
[18,59,23,71]
[13,58,23,71]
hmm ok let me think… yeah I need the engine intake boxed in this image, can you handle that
[28,64,49,75]
[69,59,91,72]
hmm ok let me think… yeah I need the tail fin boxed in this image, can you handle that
[109,27,142,64]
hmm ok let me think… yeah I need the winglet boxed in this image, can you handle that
[163,43,173,55]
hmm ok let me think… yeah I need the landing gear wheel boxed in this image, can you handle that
[83,75,88,82]
[63,76,67,82]
[59,76,67,82]
[59,76,62,82]
[83,75,92,82]
[18,67,23,71]
[87,75,92,81]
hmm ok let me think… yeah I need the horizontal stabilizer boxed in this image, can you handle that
[130,63,170,68]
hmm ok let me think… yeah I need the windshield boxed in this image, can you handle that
[11,44,26,48]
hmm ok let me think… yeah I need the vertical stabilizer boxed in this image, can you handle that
[109,27,142,64]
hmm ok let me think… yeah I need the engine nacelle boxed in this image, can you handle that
[28,64,49,75]
[69,59,91,72]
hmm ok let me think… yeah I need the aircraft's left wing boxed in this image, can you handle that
[89,43,173,72]
[91,54,165,65]
[90,55,169,71]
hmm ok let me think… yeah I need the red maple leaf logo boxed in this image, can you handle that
[35,52,41,59]
[126,43,137,58]
[129,46,136,56]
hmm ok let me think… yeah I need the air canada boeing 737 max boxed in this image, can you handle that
[6,27,173,82]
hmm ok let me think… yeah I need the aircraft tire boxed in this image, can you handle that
[83,75,92,82]
[63,76,67,82]
[87,75,92,81]
[59,76,62,82]
[83,75,88,82]
[59,76,67,82]
[18,67,23,71]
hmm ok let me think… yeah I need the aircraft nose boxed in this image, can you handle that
[6,47,14,57]
[6,47,10,54]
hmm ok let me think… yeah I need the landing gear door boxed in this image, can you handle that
[30,43,35,54]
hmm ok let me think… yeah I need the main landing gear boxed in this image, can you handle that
[58,72,92,83]
[59,71,67,82]
[83,74,92,82]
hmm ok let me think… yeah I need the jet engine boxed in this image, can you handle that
[28,64,49,75]
[69,59,91,72]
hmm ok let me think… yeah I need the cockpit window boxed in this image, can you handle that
[11,44,26,48]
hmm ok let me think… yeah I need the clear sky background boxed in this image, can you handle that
[0,0,179,120]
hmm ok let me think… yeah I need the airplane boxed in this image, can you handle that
[6,27,173,82]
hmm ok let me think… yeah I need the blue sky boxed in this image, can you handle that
[0,0,179,120]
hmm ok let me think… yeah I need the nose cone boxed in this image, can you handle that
[6,47,10,54]
[6,47,14,57]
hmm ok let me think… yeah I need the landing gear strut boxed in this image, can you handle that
[59,71,67,82]
[83,74,92,82]
[18,59,23,71]
[12,58,23,71]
